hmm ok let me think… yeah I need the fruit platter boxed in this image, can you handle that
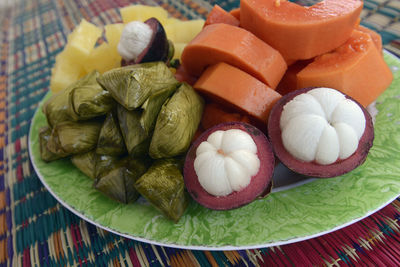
[28,1,400,249]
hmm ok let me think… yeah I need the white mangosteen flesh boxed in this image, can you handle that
[117,21,152,61]
[194,129,260,197]
[280,87,366,165]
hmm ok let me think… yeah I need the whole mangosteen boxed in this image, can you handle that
[117,17,172,65]
[184,122,275,210]
[268,87,374,178]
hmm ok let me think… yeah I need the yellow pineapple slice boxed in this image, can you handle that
[120,5,168,25]
[172,19,204,43]
[164,18,204,44]
[105,23,124,48]
[49,5,204,93]
[50,52,83,93]
[63,19,102,64]
[163,18,180,43]
[49,19,102,92]
[173,43,186,60]
[83,43,121,74]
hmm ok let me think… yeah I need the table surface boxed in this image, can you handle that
[2,0,400,266]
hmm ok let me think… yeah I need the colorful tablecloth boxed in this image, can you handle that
[2,0,400,266]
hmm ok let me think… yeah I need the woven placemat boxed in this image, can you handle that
[1,0,400,266]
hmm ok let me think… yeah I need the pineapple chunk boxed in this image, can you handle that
[48,5,204,93]
[63,19,102,64]
[105,23,124,48]
[173,43,187,60]
[120,5,168,25]
[83,43,121,74]
[50,52,83,93]
[164,18,180,43]
[168,19,204,43]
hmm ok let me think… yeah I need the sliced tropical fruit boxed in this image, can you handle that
[105,23,124,48]
[63,19,102,63]
[83,43,121,74]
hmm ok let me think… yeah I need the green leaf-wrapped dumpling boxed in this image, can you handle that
[42,85,74,128]
[94,154,120,179]
[43,71,104,126]
[39,126,66,161]
[117,83,178,156]
[46,120,102,156]
[97,62,179,110]
[71,150,97,179]
[94,156,151,203]
[134,158,188,222]
[140,83,178,135]
[149,83,204,159]
[117,105,149,156]
[68,71,115,121]
[96,111,127,156]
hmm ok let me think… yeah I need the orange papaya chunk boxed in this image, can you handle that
[229,8,240,20]
[174,65,197,86]
[297,30,393,107]
[276,59,313,96]
[194,62,282,124]
[201,102,250,130]
[240,0,363,60]
[182,23,287,89]
[204,5,240,27]
[357,25,382,51]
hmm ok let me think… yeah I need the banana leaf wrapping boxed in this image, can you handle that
[140,84,178,134]
[43,71,99,127]
[95,154,120,179]
[117,84,178,156]
[68,71,115,121]
[46,120,102,156]
[71,150,97,179]
[97,62,179,110]
[117,105,149,156]
[96,111,127,156]
[135,158,188,222]
[149,83,204,159]
[42,85,74,128]
[94,156,152,204]
[40,62,205,219]
[39,126,66,162]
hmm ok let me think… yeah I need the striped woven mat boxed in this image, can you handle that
[2,0,400,266]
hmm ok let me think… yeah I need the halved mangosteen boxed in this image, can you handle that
[268,87,374,178]
[183,122,275,210]
[118,17,172,66]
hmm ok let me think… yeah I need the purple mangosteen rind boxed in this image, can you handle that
[139,18,169,63]
[267,87,374,178]
[183,121,275,210]
[121,17,170,66]
[257,180,273,199]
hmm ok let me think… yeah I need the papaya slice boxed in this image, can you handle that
[276,26,385,97]
[181,23,287,89]
[194,62,282,125]
[357,25,382,51]
[240,0,363,60]
[229,8,240,21]
[276,59,313,96]
[297,30,393,107]
[204,5,240,27]
[174,65,197,86]
[201,102,251,130]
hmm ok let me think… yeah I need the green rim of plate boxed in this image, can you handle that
[29,52,400,249]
